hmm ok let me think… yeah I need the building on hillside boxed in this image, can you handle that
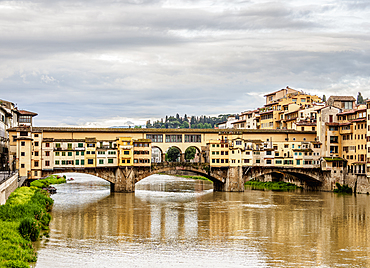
[337,107,367,174]
[232,110,260,129]
[326,96,356,111]
[316,106,342,158]
[264,86,299,105]
[217,115,238,129]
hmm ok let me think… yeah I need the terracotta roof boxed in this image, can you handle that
[18,110,38,116]
[328,96,356,101]
[231,119,247,124]
[325,122,339,126]
[296,121,316,126]
[259,110,273,115]
[351,118,366,122]
[337,108,366,115]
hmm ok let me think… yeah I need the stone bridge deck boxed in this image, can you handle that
[40,163,336,192]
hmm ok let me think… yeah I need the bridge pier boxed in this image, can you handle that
[112,167,135,193]
[214,166,245,192]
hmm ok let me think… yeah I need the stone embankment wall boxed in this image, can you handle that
[0,173,19,205]
[345,174,370,194]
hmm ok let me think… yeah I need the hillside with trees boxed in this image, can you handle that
[146,114,231,129]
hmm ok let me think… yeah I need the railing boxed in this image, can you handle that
[0,170,18,185]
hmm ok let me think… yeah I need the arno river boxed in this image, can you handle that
[34,174,370,267]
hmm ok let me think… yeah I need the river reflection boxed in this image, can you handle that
[35,173,370,268]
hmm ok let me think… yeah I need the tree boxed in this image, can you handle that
[322,95,326,102]
[180,121,189,128]
[357,92,364,104]
[166,147,180,162]
[185,147,196,161]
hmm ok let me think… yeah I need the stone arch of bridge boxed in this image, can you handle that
[246,167,323,185]
[135,166,224,185]
[41,168,117,185]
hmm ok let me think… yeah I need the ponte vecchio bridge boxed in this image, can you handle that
[8,127,343,192]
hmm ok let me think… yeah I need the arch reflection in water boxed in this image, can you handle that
[35,173,370,268]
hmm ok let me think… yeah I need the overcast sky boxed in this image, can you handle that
[1,0,369,127]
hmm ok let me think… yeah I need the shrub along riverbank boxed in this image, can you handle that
[0,175,65,268]
[245,180,302,191]
[158,173,212,182]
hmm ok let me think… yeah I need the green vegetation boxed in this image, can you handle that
[0,176,57,267]
[185,147,196,161]
[166,147,181,162]
[30,174,66,188]
[146,114,231,129]
[333,183,352,194]
[245,180,302,191]
[158,173,212,182]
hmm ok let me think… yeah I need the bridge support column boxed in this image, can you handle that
[214,166,244,192]
[112,167,135,193]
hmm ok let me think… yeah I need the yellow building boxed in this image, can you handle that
[85,137,97,168]
[117,137,134,166]
[337,107,367,174]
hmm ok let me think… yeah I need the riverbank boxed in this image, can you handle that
[158,173,212,182]
[245,180,302,191]
[0,175,65,268]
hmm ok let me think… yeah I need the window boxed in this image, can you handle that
[55,143,61,148]
[62,160,66,165]
[81,160,85,165]
[235,140,242,145]
[127,159,130,163]
[256,159,260,163]
[122,159,126,163]
[21,164,25,168]
[266,159,272,164]
[34,161,39,167]
[86,151,90,154]
[34,171,38,176]
[108,151,116,155]
[81,151,84,156]
[68,143,72,149]
[124,151,129,155]
[68,152,72,156]
[21,141,25,146]
[185,135,201,143]
[35,142,39,147]
[108,159,113,164]
[99,159,104,164]
[75,160,79,165]
[46,143,50,147]
[88,159,94,164]
[45,161,50,166]
[344,101,353,110]
[55,160,60,165]
[165,135,182,143]
[62,152,66,156]
[98,151,105,154]
[46,151,50,156]
[275,160,282,164]
[78,143,84,148]
[266,151,272,155]
[330,136,338,143]
[76,151,79,156]
[87,143,95,147]
[21,152,25,156]
[35,151,39,156]
[55,152,60,156]
[146,134,163,143]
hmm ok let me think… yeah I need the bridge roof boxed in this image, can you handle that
[8,126,316,134]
